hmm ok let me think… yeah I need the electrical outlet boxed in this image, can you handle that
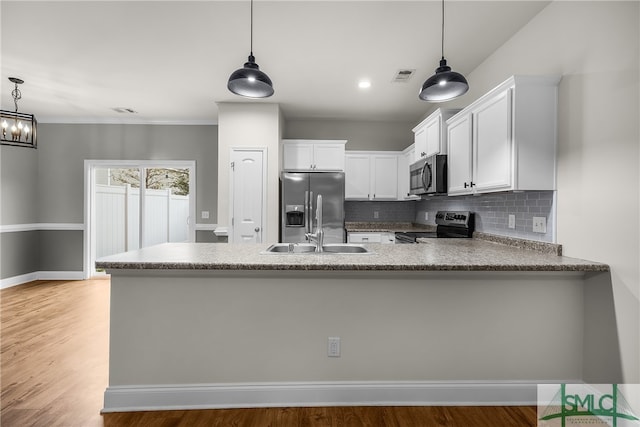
[373,211,379,219]
[424,212,429,221]
[508,214,515,229]
[533,216,547,233]
[201,211,209,219]
[328,337,341,357]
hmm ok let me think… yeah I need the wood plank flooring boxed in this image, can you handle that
[1,279,538,426]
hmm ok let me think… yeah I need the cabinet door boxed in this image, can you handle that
[473,89,512,192]
[413,125,428,161]
[371,155,398,200]
[347,232,382,243]
[447,115,473,195]
[381,232,396,244]
[424,117,442,157]
[345,154,371,199]
[283,142,314,171]
[313,144,345,171]
[397,148,412,200]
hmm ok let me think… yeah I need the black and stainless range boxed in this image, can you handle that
[395,211,474,243]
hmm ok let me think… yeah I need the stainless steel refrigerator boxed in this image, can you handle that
[280,172,345,243]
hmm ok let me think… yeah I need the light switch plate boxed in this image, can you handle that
[533,216,547,233]
[508,214,515,229]
[328,337,341,357]
[201,211,210,219]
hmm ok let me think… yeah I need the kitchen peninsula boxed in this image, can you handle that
[98,241,610,412]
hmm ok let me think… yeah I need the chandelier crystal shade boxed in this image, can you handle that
[1,77,37,148]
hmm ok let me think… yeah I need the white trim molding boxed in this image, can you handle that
[0,271,85,289]
[0,223,84,233]
[102,380,572,413]
[195,223,217,232]
[38,117,217,126]
[213,226,229,237]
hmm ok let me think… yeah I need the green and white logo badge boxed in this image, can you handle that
[538,384,640,427]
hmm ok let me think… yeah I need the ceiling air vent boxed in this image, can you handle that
[392,69,416,83]
[112,107,138,114]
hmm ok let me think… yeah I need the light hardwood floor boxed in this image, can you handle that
[1,279,537,426]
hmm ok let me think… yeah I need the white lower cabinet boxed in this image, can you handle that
[348,232,395,244]
[345,152,399,200]
[446,75,560,196]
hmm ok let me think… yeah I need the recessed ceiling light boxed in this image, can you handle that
[358,80,371,89]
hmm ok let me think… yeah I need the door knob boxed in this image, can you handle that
[255,227,260,232]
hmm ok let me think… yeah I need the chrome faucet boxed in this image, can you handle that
[305,194,324,252]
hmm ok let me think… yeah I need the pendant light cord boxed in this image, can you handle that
[441,0,445,60]
[250,0,254,56]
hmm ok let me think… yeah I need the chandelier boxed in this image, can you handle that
[1,77,37,148]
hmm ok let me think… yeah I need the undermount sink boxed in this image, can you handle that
[322,244,370,253]
[263,243,371,254]
[264,243,317,254]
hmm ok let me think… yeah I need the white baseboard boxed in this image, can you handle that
[102,380,556,413]
[0,223,84,233]
[0,271,85,289]
[0,272,40,289]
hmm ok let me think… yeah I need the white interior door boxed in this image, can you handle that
[230,149,265,243]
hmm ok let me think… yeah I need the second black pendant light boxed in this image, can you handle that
[228,0,274,98]
[419,0,468,102]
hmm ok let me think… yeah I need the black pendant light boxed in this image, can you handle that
[419,0,468,102]
[228,0,274,98]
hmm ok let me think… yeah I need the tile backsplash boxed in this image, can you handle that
[345,191,556,242]
[415,191,556,242]
[344,201,416,222]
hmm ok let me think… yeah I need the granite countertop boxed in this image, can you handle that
[345,222,436,232]
[96,240,608,272]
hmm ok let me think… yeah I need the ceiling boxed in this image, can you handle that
[0,1,550,125]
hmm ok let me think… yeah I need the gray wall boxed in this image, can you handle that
[0,231,40,279]
[453,1,638,383]
[1,145,39,224]
[38,124,218,223]
[1,123,218,280]
[284,119,413,151]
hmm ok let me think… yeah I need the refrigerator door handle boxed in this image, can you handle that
[304,190,309,234]
[309,191,314,233]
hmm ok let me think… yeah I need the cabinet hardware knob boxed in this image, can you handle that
[255,227,260,232]
[464,182,469,188]
[470,181,475,187]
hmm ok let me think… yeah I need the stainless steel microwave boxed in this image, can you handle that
[409,154,447,195]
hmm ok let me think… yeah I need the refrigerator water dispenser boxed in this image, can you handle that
[285,205,305,226]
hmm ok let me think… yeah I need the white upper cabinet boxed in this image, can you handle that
[397,144,420,200]
[371,154,398,199]
[447,75,560,196]
[282,139,346,171]
[345,152,399,200]
[447,114,473,195]
[412,108,461,162]
[345,153,371,199]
